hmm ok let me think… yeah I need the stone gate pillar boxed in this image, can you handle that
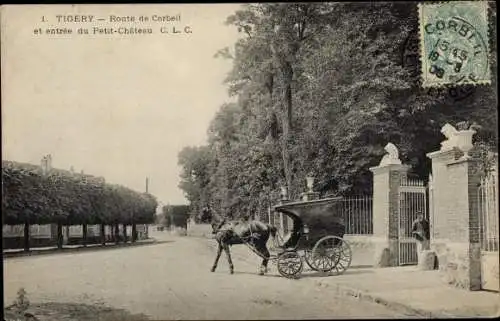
[426,123,482,290]
[370,143,410,267]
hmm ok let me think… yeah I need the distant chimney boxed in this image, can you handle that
[70,166,75,175]
[46,154,52,171]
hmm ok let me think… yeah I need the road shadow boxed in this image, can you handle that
[299,268,375,278]
[232,270,283,278]
[299,264,374,277]
[222,265,375,279]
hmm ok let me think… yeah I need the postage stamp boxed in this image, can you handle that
[402,28,477,101]
[418,1,491,88]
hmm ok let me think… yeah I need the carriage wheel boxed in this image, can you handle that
[311,236,352,275]
[303,250,320,271]
[277,251,303,279]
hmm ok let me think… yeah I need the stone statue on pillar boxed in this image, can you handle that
[440,123,458,151]
[379,143,402,166]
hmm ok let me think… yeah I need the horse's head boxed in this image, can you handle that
[200,206,212,223]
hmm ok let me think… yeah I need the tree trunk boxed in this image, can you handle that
[123,224,128,243]
[114,224,120,244]
[65,226,70,245]
[281,137,292,195]
[100,224,106,246]
[110,225,114,242]
[281,60,294,196]
[57,222,63,249]
[82,224,87,247]
[283,61,293,131]
[132,224,137,243]
[23,222,30,252]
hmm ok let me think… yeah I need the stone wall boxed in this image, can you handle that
[2,224,52,238]
[344,235,376,267]
[432,242,481,290]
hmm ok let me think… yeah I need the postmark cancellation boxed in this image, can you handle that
[418,1,491,88]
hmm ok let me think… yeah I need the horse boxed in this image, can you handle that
[209,213,277,275]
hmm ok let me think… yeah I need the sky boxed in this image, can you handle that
[1,4,242,206]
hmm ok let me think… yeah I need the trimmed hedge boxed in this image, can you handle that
[2,161,157,225]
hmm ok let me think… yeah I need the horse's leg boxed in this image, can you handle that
[211,242,223,272]
[256,242,270,275]
[223,244,234,274]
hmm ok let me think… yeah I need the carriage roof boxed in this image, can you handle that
[273,197,345,233]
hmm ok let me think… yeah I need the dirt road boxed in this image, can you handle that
[4,231,415,320]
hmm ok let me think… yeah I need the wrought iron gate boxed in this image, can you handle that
[478,168,499,292]
[398,176,428,266]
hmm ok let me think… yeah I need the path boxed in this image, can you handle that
[4,231,416,320]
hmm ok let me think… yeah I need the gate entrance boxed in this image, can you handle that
[398,177,427,266]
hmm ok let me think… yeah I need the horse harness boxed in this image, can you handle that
[215,221,269,258]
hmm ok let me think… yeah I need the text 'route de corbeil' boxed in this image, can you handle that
[35,14,192,36]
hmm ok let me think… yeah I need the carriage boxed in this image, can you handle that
[265,197,353,279]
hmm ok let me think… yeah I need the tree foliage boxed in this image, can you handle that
[2,161,157,225]
[179,2,497,221]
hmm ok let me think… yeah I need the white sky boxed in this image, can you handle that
[1,4,242,206]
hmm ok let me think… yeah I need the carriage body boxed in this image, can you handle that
[273,197,345,249]
[272,197,352,278]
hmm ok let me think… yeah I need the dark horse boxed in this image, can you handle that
[208,211,277,275]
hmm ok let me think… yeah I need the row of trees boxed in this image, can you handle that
[179,3,497,221]
[2,160,157,250]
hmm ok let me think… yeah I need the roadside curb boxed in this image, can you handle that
[315,280,453,318]
[3,238,160,259]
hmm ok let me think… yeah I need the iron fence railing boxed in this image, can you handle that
[339,196,373,235]
[478,169,499,252]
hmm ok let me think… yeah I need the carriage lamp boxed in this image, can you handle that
[306,174,315,193]
[303,224,310,241]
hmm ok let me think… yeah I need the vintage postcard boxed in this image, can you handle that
[2,2,498,320]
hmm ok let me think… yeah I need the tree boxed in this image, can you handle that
[178,145,213,218]
[222,3,333,196]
